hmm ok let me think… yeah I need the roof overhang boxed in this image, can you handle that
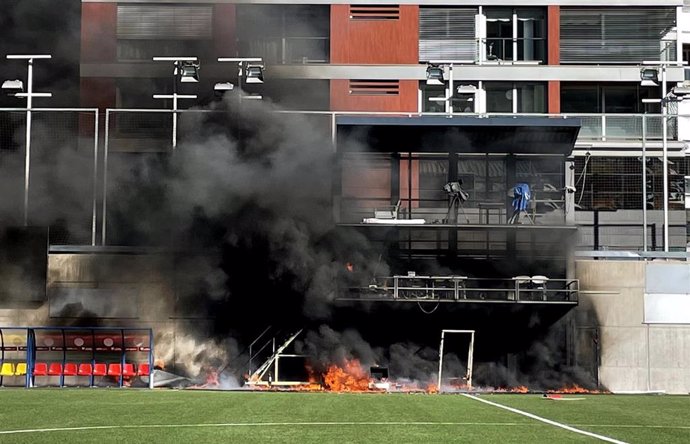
[336,116,581,156]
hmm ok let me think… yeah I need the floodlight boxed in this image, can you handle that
[672,86,690,97]
[245,65,264,84]
[426,65,444,85]
[214,82,234,92]
[2,79,24,95]
[178,61,200,83]
[456,85,477,94]
[640,67,659,86]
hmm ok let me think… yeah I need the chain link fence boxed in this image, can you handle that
[0,109,98,245]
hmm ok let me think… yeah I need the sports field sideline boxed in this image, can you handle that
[0,390,688,443]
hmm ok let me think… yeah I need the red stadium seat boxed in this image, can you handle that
[33,362,48,376]
[107,363,122,376]
[123,363,136,377]
[137,363,151,376]
[47,363,63,376]
[63,363,78,376]
[93,363,107,376]
[77,363,93,376]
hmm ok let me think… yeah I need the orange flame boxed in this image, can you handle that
[323,359,372,392]
[547,384,604,394]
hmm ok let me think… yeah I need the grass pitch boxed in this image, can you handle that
[0,389,688,443]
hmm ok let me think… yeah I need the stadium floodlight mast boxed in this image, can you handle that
[641,61,689,252]
[426,63,475,114]
[217,57,264,103]
[152,57,199,151]
[2,55,52,226]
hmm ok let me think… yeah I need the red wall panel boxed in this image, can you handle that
[330,80,418,112]
[330,5,419,112]
[547,5,560,65]
[548,80,560,114]
[330,5,419,64]
[81,3,117,63]
[213,4,237,57]
[80,78,116,110]
[547,6,560,113]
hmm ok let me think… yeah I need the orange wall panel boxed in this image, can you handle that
[547,6,561,113]
[548,80,560,114]
[547,5,560,66]
[330,80,418,112]
[399,158,419,209]
[81,3,117,63]
[330,5,419,64]
[342,159,391,207]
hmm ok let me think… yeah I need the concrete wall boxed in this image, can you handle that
[576,259,690,394]
[0,252,219,376]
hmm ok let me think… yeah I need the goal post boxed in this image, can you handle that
[437,329,475,392]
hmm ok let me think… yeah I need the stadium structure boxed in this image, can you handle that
[0,0,689,394]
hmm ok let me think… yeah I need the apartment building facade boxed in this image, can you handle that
[79,0,689,251]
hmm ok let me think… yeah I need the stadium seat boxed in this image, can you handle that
[48,363,63,376]
[107,363,122,376]
[123,363,136,377]
[14,362,27,376]
[93,363,107,376]
[0,362,14,376]
[63,363,78,376]
[77,363,93,376]
[33,362,48,376]
[137,363,151,376]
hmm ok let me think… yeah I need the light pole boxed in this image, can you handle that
[217,58,264,150]
[152,57,199,151]
[426,63,453,114]
[216,57,264,103]
[3,55,52,226]
[641,62,689,251]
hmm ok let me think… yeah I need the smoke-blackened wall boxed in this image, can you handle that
[0,0,80,108]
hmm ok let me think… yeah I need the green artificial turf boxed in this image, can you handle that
[0,390,688,443]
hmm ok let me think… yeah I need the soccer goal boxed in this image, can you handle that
[437,329,475,392]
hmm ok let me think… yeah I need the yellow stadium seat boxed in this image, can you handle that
[0,362,14,376]
[14,363,27,376]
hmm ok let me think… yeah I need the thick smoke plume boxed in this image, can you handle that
[0,82,597,388]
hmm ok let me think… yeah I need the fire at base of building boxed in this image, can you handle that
[0,113,688,394]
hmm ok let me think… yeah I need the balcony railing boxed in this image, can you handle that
[474,113,681,142]
[340,275,579,304]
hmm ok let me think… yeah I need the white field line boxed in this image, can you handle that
[0,421,538,435]
[1,420,688,436]
[461,394,628,444]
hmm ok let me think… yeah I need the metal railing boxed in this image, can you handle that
[276,110,686,144]
[0,107,676,250]
[578,221,688,252]
[341,275,579,303]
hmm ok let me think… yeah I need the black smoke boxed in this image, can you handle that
[0,0,81,108]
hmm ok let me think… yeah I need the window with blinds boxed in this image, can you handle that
[349,80,400,95]
[349,5,400,20]
[560,7,676,63]
[419,7,478,62]
[117,5,213,40]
